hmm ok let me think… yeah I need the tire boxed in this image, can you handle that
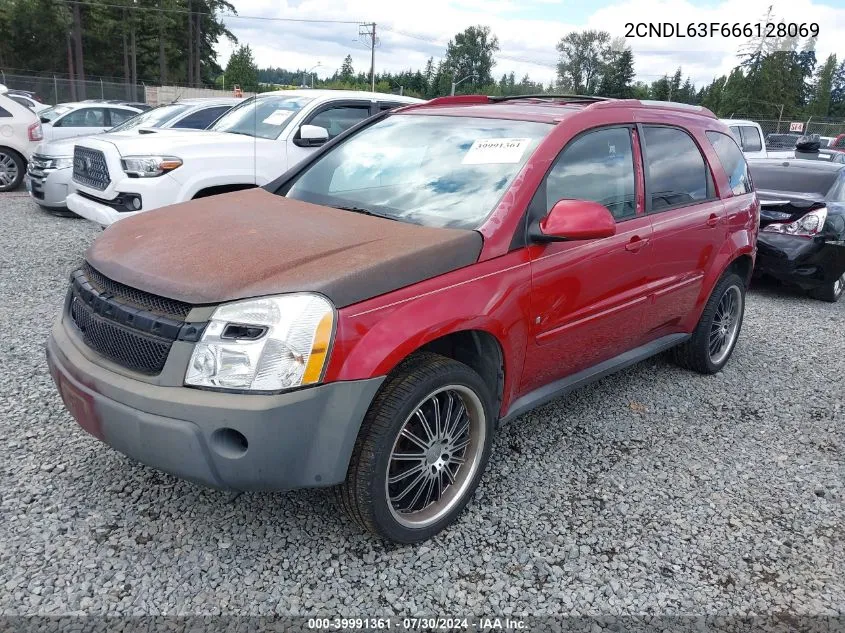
[0,148,25,192]
[336,352,496,543]
[671,272,746,374]
[809,272,845,303]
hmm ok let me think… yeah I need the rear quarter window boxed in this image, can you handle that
[739,126,763,152]
[706,131,753,195]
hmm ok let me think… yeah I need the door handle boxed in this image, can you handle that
[625,235,649,252]
[706,213,720,227]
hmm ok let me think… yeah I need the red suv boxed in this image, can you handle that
[46,95,759,543]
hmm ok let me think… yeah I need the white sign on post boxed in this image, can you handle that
[789,122,804,132]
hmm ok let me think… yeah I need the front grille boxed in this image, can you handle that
[83,263,191,320]
[73,146,110,191]
[67,265,206,376]
[70,296,171,375]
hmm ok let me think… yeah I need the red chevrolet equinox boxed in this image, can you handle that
[47,95,759,543]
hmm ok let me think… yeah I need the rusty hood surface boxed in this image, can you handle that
[84,188,483,308]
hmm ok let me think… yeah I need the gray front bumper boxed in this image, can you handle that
[27,167,70,208]
[46,319,384,491]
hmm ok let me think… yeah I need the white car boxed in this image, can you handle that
[719,119,767,159]
[39,101,144,143]
[0,85,43,191]
[6,92,51,114]
[26,98,238,211]
[67,90,422,226]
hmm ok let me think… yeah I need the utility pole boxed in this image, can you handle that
[359,22,377,92]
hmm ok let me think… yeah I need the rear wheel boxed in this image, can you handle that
[336,352,495,543]
[809,272,845,303]
[671,272,746,374]
[0,148,25,192]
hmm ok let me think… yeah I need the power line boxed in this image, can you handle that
[52,0,365,24]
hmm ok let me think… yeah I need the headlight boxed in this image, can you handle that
[121,155,182,178]
[762,207,827,237]
[185,294,335,392]
[53,156,73,169]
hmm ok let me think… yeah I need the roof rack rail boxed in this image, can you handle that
[489,94,615,103]
[591,99,717,119]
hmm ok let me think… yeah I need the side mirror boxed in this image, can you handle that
[530,199,617,242]
[294,124,329,148]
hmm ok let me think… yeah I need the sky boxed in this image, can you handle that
[215,0,845,89]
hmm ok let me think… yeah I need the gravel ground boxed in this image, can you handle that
[0,192,843,619]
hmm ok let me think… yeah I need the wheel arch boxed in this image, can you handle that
[415,329,505,416]
[191,182,257,199]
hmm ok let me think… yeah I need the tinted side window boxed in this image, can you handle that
[173,106,232,129]
[740,125,762,152]
[0,105,11,118]
[57,108,106,127]
[544,126,636,220]
[108,108,136,126]
[642,126,710,211]
[706,131,753,195]
[308,105,371,139]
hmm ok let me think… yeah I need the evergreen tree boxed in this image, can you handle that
[597,47,635,98]
[808,54,837,117]
[339,54,354,81]
[225,44,258,91]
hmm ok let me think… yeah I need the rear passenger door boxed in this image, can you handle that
[522,125,655,393]
[639,124,726,337]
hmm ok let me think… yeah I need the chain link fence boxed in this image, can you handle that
[722,115,845,147]
[0,71,146,105]
[0,72,255,107]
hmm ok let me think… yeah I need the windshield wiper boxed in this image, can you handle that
[333,205,397,221]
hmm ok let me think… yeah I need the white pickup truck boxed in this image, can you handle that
[67,90,422,226]
[718,119,767,159]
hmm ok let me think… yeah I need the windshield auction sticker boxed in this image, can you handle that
[462,138,531,164]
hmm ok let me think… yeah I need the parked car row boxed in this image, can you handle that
[65,90,421,224]
[41,94,845,545]
[27,97,240,211]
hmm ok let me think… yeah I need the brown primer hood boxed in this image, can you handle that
[85,188,483,308]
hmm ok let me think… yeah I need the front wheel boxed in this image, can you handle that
[809,272,845,303]
[671,272,746,374]
[336,352,495,543]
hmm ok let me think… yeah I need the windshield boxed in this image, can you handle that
[283,114,552,229]
[108,103,193,132]
[40,105,73,123]
[210,95,313,140]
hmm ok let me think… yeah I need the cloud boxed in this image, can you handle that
[216,0,844,88]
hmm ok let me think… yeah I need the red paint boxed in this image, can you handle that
[322,99,758,417]
[539,200,616,241]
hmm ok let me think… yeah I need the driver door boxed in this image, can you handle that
[521,125,656,394]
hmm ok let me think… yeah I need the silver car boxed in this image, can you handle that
[26,98,238,212]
